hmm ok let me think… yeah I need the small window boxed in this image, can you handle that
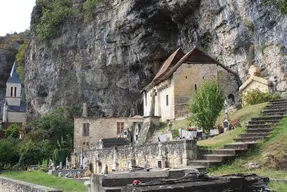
[82,123,90,136]
[144,92,147,106]
[117,122,124,135]
[14,87,17,97]
[166,95,169,106]
[10,87,13,97]
[195,84,197,91]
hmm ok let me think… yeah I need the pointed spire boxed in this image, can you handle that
[7,61,21,84]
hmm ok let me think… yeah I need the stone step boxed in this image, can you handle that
[203,154,235,161]
[188,160,222,167]
[251,116,285,121]
[246,124,271,128]
[240,133,270,137]
[248,119,280,124]
[212,149,236,155]
[261,109,287,113]
[212,149,247,155]
[269,99,287,103]
[246,128,273,133]
[268,101,287,105]
[234,137,265,142]
[224,142,256,150]
[265,105,287,109]
[262,112,286,116]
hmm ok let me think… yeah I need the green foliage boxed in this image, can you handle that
[18,139,52,167]
[0,138,19,169]
[5,124,20,139]
[241,89,280,106]
[83,0,102,20]
[264,0,287,14]
[243,18,254,32]
[172,129,180,138]
[36,0,72,41]
[16,40,29,82]
[188,80,224,134]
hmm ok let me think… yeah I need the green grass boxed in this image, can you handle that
[1,171,87,192]
[198,103,267,149]
[208,116,287,191]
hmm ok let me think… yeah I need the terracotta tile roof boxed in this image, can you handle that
[153,48,185,81]
[143,46,239,91]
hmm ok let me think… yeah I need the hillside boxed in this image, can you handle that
[209,116,287,191]
[25,0,287,118]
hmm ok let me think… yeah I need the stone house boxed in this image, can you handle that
[239,65,271,95]
[74,104,143,153]
[142,47,239,122]
[0,62,26,137]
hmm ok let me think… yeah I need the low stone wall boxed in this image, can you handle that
[76,139,197,173]
[0,177,62,192]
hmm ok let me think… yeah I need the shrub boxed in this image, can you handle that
[188,80,224,134]
[83,0,104,20]
[36,0,72,41]
[0,138,19,169]
[241,89,280,106]
[5,124,20,139]
[16,40,29,82]
[264,0,287,14]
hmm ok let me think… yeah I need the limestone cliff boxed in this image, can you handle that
[26,0,287,118]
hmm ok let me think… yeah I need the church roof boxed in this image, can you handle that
[153,48,185,81]
[7,62,21,84]
[143,47,238,91]
[7,101,26,113]
[239,76,269,93]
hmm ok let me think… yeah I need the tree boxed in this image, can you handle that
[188,80,224,134]
[5,124,20,138]
[0,138,19,169]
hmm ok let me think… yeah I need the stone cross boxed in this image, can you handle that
[149,89,156,117]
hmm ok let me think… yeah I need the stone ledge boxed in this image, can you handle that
[0,176,62,192]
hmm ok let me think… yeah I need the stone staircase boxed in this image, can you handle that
[188,99,287,167]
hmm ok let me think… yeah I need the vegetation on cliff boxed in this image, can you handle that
[35,0,73,41]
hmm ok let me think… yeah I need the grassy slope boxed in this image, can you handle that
[198,103,267,149]
[2,171,87,192]
[209,117,287,191]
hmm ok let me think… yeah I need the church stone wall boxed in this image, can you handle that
[78,140,197,173]
[173,64,218,119]
[8,112,26,123]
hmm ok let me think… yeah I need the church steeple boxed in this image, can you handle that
[5,62,22,106]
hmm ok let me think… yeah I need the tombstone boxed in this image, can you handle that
[223,119,229,132]
[159,134,169,142]
[101,164,108,175]
[156,142,166,169]
[59,162,63,170]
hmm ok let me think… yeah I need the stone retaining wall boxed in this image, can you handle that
[0,177,62,192]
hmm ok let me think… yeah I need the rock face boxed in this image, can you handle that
[0,32,30,100]
[26,0,287,118]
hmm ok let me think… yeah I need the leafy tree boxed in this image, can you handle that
[188,80,224,134]
[36,0,73,41]
[5,124,20,138]
[0,138,19,169]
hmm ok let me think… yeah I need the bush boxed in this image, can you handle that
[188,80,225,134]
[5,124,20,138]
[83,0,104,20]
[16,40,29,82]
[0,138,19,169]
[264,0,287,14]
[36,0,72,41]
[241,89,280,106]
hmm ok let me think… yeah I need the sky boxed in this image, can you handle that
[0,0,36,36]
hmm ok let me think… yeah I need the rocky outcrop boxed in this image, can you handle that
[26,0,287,118]
[0,32,30,99]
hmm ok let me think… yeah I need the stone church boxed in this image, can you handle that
[142,47,239,122]
[0,62,26,136]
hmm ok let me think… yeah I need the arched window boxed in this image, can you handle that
[228,94,235,104]
[14,87,17,97]
[195,84,198,91]
[10,87,13,97]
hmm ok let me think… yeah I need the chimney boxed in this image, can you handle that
[83,103,88,117]
[249,65,260,77]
